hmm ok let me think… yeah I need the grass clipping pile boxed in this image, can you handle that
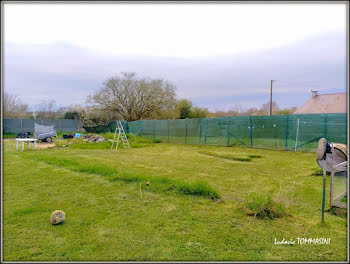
[84,134,107,143]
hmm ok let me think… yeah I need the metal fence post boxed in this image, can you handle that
[249,116,253,147]
[294,118,300,151]
[321,156,327,222]
[198,119,201,144]
[324,114,328,139]
[284,115,289,150]
[167,119,170,143]
[153,121,156,139]
[226,118,231,146]
[185,118,188,144]
[204,119,208,144]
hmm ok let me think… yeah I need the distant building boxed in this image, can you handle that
[293,91,347,114]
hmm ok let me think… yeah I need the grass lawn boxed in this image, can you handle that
[2,137,348,261]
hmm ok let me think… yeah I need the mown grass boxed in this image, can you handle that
[2,139,348,261]
[3,133,18,139]
[198,150,260,162]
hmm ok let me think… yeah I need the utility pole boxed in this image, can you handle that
[270,80,274,116]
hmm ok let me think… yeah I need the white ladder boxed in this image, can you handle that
[111,121,130,151]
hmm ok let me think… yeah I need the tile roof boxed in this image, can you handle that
[294,92,347,114]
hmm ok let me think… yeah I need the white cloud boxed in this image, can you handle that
[4,3,346,58]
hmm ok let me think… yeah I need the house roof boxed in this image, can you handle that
[294,92,347,114]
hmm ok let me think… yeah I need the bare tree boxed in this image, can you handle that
[259,101,279,115]
[34,99,58,119]
[3,92,29,118]
[87,72,177,121]
[211,104,245,117]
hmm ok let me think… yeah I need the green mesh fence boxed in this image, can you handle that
[3,119,80,133]
[128,113,347,151]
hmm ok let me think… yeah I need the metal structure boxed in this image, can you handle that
[329,143,347,209]
[111,121,130,151]
[321,142,347,221]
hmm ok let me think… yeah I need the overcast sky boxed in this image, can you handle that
[3,2,347,111]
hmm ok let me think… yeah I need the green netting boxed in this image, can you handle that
[127,113,347,151]
[3,119,80,133]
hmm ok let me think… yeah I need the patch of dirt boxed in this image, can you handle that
[163,205,177,212]
[84,134,107,142]
[36,142,55,149]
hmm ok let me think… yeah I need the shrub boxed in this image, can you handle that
[245,193,286,219]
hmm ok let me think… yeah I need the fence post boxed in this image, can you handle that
[198,119,201,144]
[185,118,188,144]
[324,114,328,139]
[20,119,23,133]
[153,121,156,139]
[167,119,170,143]
[284,115,289,150]
[204,119,208,144]
[294,118,300,151]
[249,116,253,147]
[226,118,231,146]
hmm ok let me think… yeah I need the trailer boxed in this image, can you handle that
[34,123,57,143]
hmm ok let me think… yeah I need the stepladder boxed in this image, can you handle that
[111,121,130,151]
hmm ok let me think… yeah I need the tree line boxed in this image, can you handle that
[3,72,297,126]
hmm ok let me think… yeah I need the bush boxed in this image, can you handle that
[245,193,286,219]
